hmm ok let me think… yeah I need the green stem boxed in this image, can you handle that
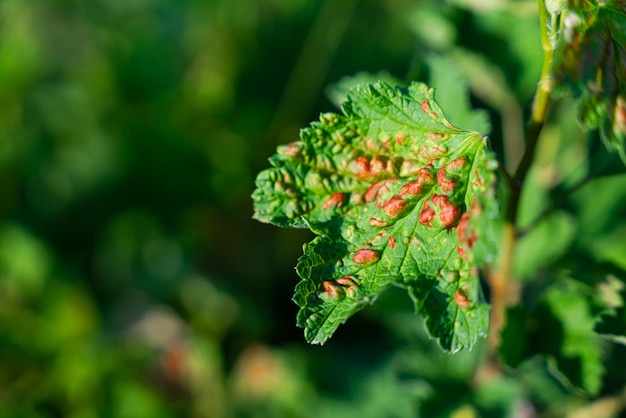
[484,0,554,359]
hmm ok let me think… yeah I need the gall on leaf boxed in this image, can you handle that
[419,201,436,226]
[455,289,471,309]
[432,195,461,228]
[353,249,381,265]
[381,196,410,218]
[398,167,435,199]
[253,81,499,352]
[323,192,346,210]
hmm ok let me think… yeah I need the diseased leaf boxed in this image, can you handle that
[252,81,499,352]
[553,0,626,162]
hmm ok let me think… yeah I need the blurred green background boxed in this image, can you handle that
[2,0,603,416]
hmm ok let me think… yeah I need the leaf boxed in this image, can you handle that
[252,81,500,352]
[500,280,605,395]
[550,253,626,345]
[553,0,626,162]
[545,284,604,394]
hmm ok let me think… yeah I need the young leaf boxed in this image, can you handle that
[252,81,499,352]
[553,0,626,162]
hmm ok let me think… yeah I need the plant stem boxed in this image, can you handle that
[484,0,554,359]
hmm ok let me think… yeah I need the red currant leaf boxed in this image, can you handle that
[253,81,500,352]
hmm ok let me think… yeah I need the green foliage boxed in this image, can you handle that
[3,0,626,417]
[501,280,606,394]
[251,0,626,415]
[253,81,499,351]
[552,0,626,161]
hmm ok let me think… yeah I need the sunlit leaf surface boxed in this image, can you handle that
[253,82,499,352]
